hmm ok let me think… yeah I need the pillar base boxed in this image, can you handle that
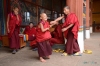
[86,29,90,39]
[90,26,93,33]
[78,31,84,53]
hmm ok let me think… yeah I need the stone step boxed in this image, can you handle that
[52,44,65,50]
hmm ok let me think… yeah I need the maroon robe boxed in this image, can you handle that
[36,21,52,57]
[50,24,64,44]
[24,26,37,48]
[8,13,22,49]
[24,26,36,36]
[62,13,80,54]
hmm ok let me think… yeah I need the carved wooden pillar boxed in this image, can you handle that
[75,0,83,26]
[86,0,90,29]
[67,0,83,26]
[85,0,90,39]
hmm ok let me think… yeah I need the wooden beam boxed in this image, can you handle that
[92,12,100,14]
[21,0,61,13]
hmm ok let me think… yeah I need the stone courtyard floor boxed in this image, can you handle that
[0,33,100,66]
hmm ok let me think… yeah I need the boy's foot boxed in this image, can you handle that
[44,56,50,59]
[40,58,46,62]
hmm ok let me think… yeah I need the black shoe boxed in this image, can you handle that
[12,50,16,54]
[32,48,38,51]
[16,49,19,52]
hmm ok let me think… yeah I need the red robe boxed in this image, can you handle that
[24,26,36,36]
[8,13,22,38]
[62,13,80,39]
[8,13,22,49]
[50,24,65,44]
[24,26,37,47]
[36,21,51,42]
[36,21,52,57]
[62,13,80,54]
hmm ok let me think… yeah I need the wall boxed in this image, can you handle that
[92,0,100,24]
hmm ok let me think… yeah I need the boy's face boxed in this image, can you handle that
[63,8,69,15]
[29,23,33,28]
[40,13,48,21]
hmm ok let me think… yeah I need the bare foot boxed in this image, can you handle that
[40,57,46,62]
[46,56,50,59]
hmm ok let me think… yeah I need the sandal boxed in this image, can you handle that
[73,52,82,56]
[61,52,68,56]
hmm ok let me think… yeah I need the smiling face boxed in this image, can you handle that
[40,13,48,21]
[63,6,70,15]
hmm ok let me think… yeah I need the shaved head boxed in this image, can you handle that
[63,6,70,15]
[40,13,48,21]
[40,13,46,17]
[64,6,70,10]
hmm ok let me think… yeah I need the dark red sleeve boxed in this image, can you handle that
[68,13,77,24]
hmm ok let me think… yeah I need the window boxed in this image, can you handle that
[24,12,30,24]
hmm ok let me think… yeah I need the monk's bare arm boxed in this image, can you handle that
[49,21,56,28]
[54,16,64,22]
[7,15,10,33]
[50,16,64,25]
[66,24,74,29]
[16,15,19,21]
[62,24,74,32]
[40,23,49,32]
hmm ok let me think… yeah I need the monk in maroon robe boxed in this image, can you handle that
[36,13,57,62]
[50,24,65,45]
[24,22,37,49]
[51,6,81,56]
[7,7,22,54]
[61,6,80,55]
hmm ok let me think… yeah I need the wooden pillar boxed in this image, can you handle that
[66,0,76,13]
[3,0,11,34]
[90,1,93,26]
[86,0,90,29]
[85,0,90,39]
[75,0,83,26]
[67,0,83,26]
[89,0,93,33]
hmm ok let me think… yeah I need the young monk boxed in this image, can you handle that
[52,6,81,56]
[24,22,37,49]
[50,22,65,45]
[62,6,81,56]
[7,6,22,54]
[36,13,62,62]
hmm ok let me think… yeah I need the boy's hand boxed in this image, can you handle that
[62,28,67,32]
[50,21,57,25]
[46,28,49,30]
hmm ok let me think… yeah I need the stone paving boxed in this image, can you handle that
[0,33,100,66]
